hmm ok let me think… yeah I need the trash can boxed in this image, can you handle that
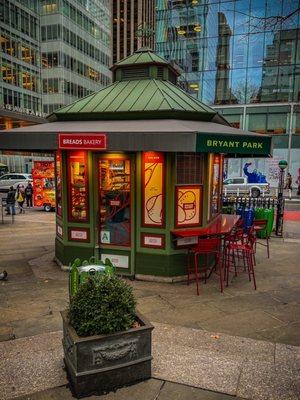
[69,258,107,297]
[255,207,274,238]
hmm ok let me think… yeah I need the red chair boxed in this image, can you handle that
[224,232,257,290]
[253,219,270,258]
[187,237,223,295]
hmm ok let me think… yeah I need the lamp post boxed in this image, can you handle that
[275,160,288,236]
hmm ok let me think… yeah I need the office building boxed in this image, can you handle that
[112,0,155,63]
[41,0,112,114]
[156,0,300,185]
[0,0,112,171]
[0,0,45,130]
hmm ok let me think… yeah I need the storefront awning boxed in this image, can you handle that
[0,119,272,157]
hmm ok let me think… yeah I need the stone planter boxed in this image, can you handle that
[61,310,154,398]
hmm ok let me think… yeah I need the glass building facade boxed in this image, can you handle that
[156,0,300,184]
[0,0,111,172]
[40,0,111,114]
[0,0,112,127]
[0,0,43,129]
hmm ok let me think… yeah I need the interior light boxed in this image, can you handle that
[177,27,186,35]
[189,83,199,90]
[194,24,202,32]
[192,0,199,4]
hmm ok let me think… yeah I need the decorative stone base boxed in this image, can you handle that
[65,358,151,398]
[61,311,153,398]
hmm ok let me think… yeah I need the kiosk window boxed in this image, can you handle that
[176,153,204,184]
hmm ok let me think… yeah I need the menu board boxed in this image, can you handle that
[68,151,88,222]
[55,151,62,217]
[142,152,164,227]
[32,161,55,209]
[175,185,202,227]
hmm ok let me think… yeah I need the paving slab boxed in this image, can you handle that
[152,341,241,396]
[198,309,285,339]
[157,381,242,400]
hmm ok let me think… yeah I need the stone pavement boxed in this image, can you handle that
[0,209,300,399]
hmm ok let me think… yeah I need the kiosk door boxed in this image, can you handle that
[97,155,134,274]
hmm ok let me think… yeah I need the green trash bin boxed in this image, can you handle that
[255,207,274,238]
[69,257,114,297]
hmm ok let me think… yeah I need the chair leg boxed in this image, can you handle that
[266,237,270,258]
[246,252,252,282]
[249,252,257,290]
[219,257,224,293]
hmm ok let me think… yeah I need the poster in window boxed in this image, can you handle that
[55,151,62,217]
[142,152,164,227]
[67,151,88,222]
[175,185,202,227]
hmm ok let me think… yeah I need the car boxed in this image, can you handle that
[0,173,33,192]
[223,177,270,198]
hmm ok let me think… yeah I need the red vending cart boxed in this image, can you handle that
[32,161,55,211]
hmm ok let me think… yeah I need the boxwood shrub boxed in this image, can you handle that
[68,274,136,337]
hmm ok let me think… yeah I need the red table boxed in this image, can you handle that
[171,214,240,247]
[171,214,241,286]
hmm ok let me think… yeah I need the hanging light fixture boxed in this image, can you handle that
[191,0,199,5]
[189,83,199,90]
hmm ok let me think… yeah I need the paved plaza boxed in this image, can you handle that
[0,208,299,399]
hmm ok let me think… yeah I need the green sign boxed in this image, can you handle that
[196,134,272,156]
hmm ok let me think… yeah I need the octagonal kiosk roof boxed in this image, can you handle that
[1,48,272,157]
[50,47,222,123]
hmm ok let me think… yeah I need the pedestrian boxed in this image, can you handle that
[15,184,25,213]
[5,186,16,215]
[284,173,292,190]
[296,176,300,196]
[25,181,33,208]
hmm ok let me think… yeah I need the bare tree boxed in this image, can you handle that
[226,1,299,34]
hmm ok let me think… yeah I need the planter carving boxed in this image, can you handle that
[61,310,153,398]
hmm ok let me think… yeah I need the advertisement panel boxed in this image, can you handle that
[142,152,165,227]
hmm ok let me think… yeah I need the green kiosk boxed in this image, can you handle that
[0,48,272,280]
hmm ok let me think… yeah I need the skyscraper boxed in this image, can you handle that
[112,0,155,63]
[0,0,112,172]
[0,0,44,130]
[156,0,300,183]
[41,0,111,115]
[0,0,112,127]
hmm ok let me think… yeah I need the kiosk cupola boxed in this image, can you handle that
[111,47,180,84]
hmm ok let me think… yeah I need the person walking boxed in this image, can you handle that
[284,173,292,190]
[25,182,33,208]
[15,184,25,213]
[5,186,16,215]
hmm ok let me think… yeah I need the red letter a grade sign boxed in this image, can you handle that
[58,133,107,150]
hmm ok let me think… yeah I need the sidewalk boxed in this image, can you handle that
[0,210,299,399]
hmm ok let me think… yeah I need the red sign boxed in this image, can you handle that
[144,151,164,163]
[58,133,107,150]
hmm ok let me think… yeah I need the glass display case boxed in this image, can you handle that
[98,157,131,246]
[67,151,88,222]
